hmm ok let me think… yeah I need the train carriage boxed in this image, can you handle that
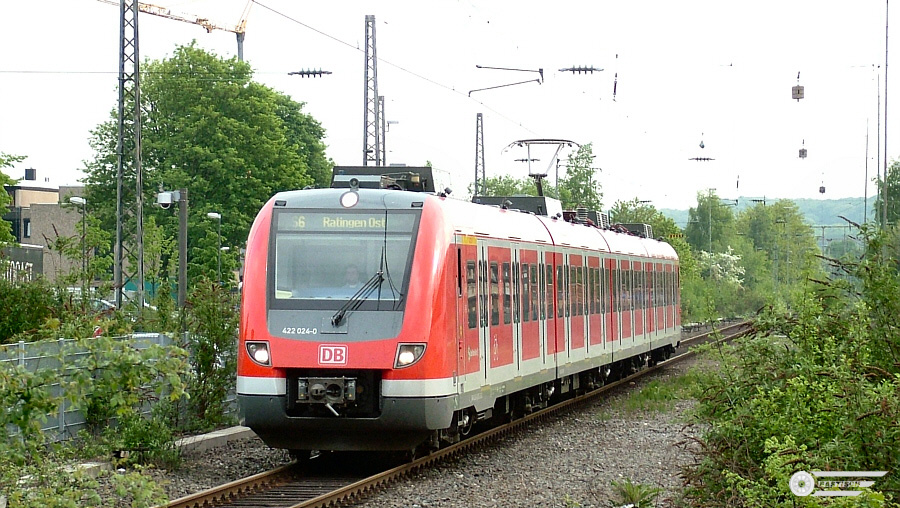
[237,169,680,455]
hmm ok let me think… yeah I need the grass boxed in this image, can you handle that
[601,361,711,417]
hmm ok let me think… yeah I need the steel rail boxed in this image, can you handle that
[163,320,753,508]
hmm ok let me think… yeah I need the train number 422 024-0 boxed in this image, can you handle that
[282,327,318,335]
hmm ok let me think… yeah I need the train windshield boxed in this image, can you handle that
[271,210,419,306]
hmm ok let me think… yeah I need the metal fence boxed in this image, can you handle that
[0,333,174,443]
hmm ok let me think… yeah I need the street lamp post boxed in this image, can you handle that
[207,212,222,285]
[69,197,87,296]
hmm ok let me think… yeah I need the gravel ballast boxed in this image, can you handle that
[101,354,707,507]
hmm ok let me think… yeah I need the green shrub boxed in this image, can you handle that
[683,228,900,507]
[182,279,238,431]
[0,277,56,344]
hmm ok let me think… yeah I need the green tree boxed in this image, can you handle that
[557,143,602,210]
[608,198,681,240]
[471,143,601,211]
[874,159,900,227]
[0,152,24,245]
[684,189,737,253]
[470,174,537,198]
[82,43,331,288]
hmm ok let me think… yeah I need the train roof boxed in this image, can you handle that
[264,189,676,262]
[430,196,678,261]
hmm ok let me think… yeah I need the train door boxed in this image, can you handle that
[548,250,565,361]
[665,264,675,330]
[519,249,542,369]
[509,247,522,373]
[620,258,633,349]
[645,262,654,336]
[655,263,664,336]
[539,251,551,368]
[605,257,618,346]
[588,256,603,350]
[483,243,515,385]
[675,266,682,327]
[567,253,586,364]
[455,235,482,394]
[631,261,646,344]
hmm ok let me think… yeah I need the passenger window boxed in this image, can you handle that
[556,265,564,318]
[545,264,553,319]
[490,262,500,326]
[521,263,530,322]
[502,262,511,325]
[466,261,477,329]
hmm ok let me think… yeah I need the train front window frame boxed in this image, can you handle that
[268,209,420,310]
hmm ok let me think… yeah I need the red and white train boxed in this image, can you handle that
[238,168,680,455]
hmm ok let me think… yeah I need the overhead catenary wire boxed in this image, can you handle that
[251,0,539,134]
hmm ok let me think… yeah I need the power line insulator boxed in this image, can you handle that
[559,66,603,74]
[288,69,333,78]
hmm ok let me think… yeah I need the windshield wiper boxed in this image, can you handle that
[331,271,384,326]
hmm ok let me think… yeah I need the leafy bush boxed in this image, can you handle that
[181,278,238,431]
[683,227,900,507]
[0,277,57,344]
[65,335,189,430]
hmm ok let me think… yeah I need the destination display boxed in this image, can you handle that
[277,212,416,233]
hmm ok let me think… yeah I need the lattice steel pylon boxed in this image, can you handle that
[114,0,145,310]
[474,113,485,198]
[378,95,386,166]
[363,15,380,166]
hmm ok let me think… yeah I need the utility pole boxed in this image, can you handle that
[114,0,144,312]
[178,190,188,308]
[884,0,890,228]
[379,96,386,166]
[363,15,380,166]
[474,113,485,199]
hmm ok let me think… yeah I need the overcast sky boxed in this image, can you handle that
[1,1,895,210]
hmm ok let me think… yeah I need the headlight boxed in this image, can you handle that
[246,341,271,366]
[394,343,426,368]
[340,191,359,208]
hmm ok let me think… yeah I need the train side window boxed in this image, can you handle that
[634,270,643,310]
[612,267,619,313]
[626,269,633,311]
[490,262,500,326]
[466,261,477,329]
[546,264,553,319]
[601,265,607,314]
[579,266,585,316]
[588,266,595,315]
[513,261,521,324]
[479,260,488,328]
[502,262,512,325]
[652,269,658,307]
[568,266,576,317]
[556,265,564,318]
[521,263,530,322]
[582,265,589,316]
[531,264,539,320]
[663,269,668,307]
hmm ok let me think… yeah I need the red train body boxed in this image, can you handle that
[238,184,680,454]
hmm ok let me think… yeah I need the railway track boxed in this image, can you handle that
[163,319,753,508]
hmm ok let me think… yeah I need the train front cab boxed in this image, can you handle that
[238,190,462,453]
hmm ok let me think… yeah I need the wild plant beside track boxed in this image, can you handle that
[683,226,900,507]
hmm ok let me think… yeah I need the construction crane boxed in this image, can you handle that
[97,0,252,60]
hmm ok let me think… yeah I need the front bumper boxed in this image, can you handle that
[239,393,456,451]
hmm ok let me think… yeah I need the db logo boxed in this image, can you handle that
[318,345,348,365]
